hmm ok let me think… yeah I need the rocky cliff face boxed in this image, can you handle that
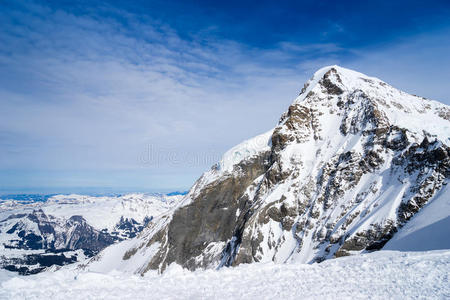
[87,66,450,274]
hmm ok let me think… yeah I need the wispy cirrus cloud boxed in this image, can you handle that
[0,1,315,190]
[0,0,449,192]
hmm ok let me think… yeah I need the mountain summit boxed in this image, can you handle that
[86,66,450,274]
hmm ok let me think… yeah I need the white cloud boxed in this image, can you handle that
[0,1,448,191]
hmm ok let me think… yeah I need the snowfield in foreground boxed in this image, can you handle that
[1,250,449,299]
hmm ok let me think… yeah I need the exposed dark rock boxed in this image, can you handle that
[336,221,397,257]
[320,68,344,95]
[142,151,271,272]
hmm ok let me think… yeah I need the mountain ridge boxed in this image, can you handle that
[84,66,450,274]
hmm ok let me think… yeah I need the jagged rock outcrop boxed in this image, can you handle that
[1,210,116,251]
[87,66,450,274]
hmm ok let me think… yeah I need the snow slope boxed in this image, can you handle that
[181,129,273,206]
[384,184,450,251]
[1,250,449,299]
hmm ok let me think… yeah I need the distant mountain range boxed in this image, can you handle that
[0,193,183,274]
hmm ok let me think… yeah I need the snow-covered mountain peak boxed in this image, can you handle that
[295,65,383,103]
[290,66,450,145]
[184,66,449,206]
[83,66,449,275]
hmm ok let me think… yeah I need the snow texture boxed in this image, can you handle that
[0,250,449,299]
[384,184,450,251]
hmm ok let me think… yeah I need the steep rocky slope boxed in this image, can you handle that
[384,184,450,251]
[86,66,449,274]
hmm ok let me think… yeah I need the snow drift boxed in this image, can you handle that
[1,250,449,299]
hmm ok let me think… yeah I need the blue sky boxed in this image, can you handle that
[1,0,450,194]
